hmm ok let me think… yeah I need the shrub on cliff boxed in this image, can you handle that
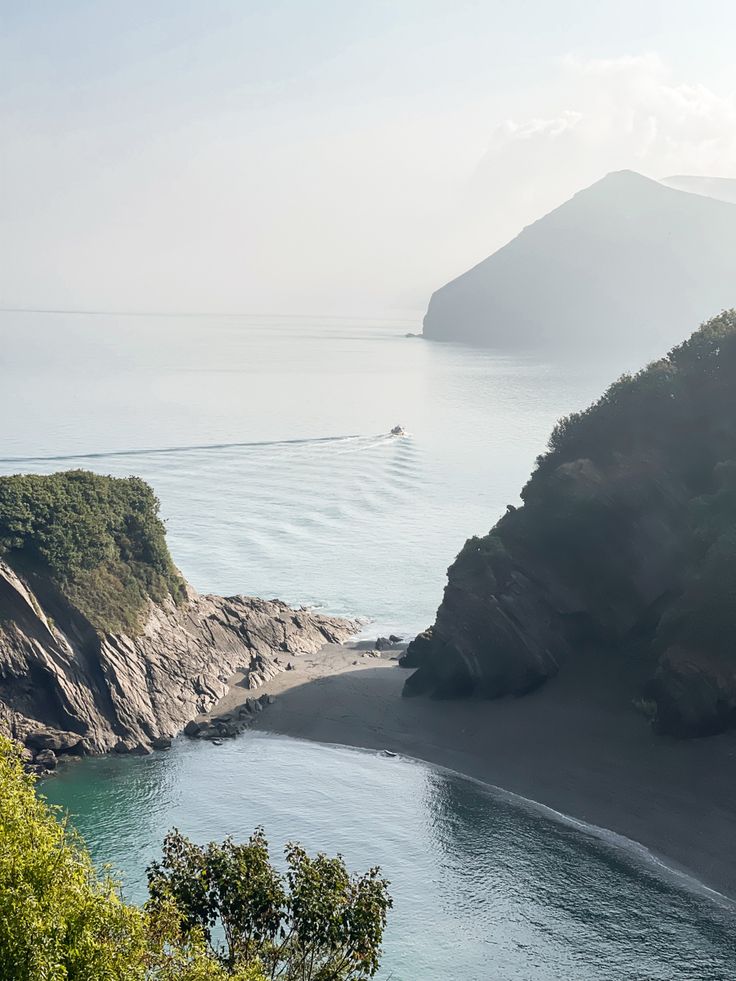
[0,471,186,633]
[497,310,736,628]
[539,309,736,480]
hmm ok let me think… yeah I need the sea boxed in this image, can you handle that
[2,311,735,979]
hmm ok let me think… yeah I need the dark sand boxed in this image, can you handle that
[207,642,736,899]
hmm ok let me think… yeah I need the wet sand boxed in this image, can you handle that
[206,641,736,899]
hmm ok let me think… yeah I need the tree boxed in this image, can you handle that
[0,737,271,980]
[0,735,390,980]
[146,829,393,981]
[0,736,145,981]
[143,897,265,981]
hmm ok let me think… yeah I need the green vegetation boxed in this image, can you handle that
[538,309,736,479]
[0,735,145,980]
[525,309,736,648]
[0,737,391,980]
[482,310,736,598]
[0,471,186,634]
[147,829,392,980]
[428,311,736,730]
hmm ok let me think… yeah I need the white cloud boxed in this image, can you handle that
[458,54,736,263]
[3,33,736,316]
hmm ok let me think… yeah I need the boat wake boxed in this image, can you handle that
[0,432,408,465]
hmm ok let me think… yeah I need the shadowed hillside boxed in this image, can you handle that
[423,171,736,359]
[404,311,736,738]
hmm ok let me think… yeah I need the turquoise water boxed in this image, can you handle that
[4,312,734,978]
[43,733,736,981]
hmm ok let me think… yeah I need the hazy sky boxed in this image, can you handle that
[2,1,736,317]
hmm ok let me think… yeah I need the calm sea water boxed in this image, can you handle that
[4,312,734,979]
[43,735,736,981]
[0,311,611,635]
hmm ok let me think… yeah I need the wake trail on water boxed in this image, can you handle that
[0,433,404,465]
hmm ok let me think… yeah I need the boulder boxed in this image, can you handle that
[25,730,63,752]
[34,749,57,770]
[214,721,238,737]
[648,648,736,737]
[199,726,223,741]
[113,740,150,755]
[25,728,86,755]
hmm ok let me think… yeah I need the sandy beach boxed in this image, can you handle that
[206,640,736,900]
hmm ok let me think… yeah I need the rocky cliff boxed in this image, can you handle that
[423,171,736,360]
[403,312,736,737]
[0,559,354,765]
[0,471,356,767]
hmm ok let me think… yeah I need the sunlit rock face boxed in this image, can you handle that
[0,560,355,758]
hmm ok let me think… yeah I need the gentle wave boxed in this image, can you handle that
[0,433,404,464]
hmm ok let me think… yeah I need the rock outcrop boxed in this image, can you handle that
[0,559,355,765]
[403,313,736,737]
[423,171,736,361]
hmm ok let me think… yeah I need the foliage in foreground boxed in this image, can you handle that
[0,736,145,980]
[0,736,391,981]
[146,828,393,980]
[0,470,186,633]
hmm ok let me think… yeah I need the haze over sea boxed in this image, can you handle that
[4,312,736,979]
[0,312,611,635]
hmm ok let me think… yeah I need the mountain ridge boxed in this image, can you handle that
[423,170,736,358]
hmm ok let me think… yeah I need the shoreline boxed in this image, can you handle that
[204,640,736,900]
[258,730,735,912]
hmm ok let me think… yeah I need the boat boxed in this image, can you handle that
[390,425,407,437]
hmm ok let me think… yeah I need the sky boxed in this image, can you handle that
[2,0,736,318]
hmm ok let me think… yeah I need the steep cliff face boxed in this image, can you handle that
[0,558,355,761]
[403,312,736,737]
[0,471,356,764]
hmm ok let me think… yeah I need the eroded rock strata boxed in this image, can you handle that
[403,312,736,738]
[0,559,355,766]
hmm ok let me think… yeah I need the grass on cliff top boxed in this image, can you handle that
[0,471,186,635]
